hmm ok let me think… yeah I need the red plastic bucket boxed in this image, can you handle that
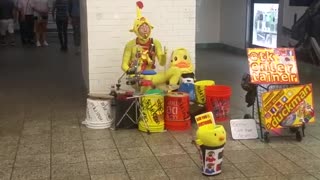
[164,92,191,131]
[205,85,232,122]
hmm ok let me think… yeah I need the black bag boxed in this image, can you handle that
[241,73,257,107]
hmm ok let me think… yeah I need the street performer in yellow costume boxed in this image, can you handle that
[121,1,182,91]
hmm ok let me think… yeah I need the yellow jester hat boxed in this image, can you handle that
[130,1,154,40]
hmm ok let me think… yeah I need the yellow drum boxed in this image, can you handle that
[195,80,215,104]
[139,94,165,133]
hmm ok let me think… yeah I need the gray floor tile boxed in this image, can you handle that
[83,139,116,150]
[0,136,19,146]
[270,159,307,175]
[52,175,91,180]
[52,140,84,153]
[118,146,153,159]
[81,128,112,141]
[300,145,320,159]
[14,154,50,167]
[207,163,246,179]
[285,173,318,180]
[111,129,143,139]
[150,144,187,156]
[20,134,50,145]
[295,159,320,173]
[309,172,320,179]
[234,161,279,177]
[252,148,288,162]
[51,163,89,179]
[88,160,126,175]
[169,130,195,144]
[180,141,199,154]
[224,150,263,163]
[21,126,51,136]
[143,132,178,146]
[224,140,249,151]
[123,156,161,172]
[52,151,86,164]
[11,166,50,180]
[273,147,319,162]
[240,139,272,149]
[52,128,82,142]
[128,169,169,180]
[156,154,197,169]
[0,158,14,168]
[113,135,148,148]
[0,167,12,180]
[17,142,50,156]
[86,148,120,162]
[188,153,203,167]
[164,166,208,180]
[91,173,130,180]
[0,145,17,160]
[248,175,287,180]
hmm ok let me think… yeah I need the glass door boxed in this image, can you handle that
[249,0,280,48]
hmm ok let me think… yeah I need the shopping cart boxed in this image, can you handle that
[241,74,306,143]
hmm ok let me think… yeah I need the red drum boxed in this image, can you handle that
[164,92,191,131]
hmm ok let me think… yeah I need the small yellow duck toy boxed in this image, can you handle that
[196,125,226,147]
[195,112,226,147]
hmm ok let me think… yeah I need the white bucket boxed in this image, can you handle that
[82,95,114,129]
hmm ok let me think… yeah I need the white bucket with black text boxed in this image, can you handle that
[82,95,114,129]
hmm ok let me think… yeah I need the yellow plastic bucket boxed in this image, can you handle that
[195,80,215,104]
[139,94,165,133]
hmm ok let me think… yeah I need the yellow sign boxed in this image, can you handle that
[195,112,215,129]
[262,84,315,130]
[247,48,300,84]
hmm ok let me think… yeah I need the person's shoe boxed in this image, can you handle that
[43,41,49,46]
[36,41,41,47]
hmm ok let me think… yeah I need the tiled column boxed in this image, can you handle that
[85,0,196,93]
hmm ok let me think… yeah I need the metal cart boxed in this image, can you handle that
[242,76,306,143]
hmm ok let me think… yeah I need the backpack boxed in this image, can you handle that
[241,73,257,107]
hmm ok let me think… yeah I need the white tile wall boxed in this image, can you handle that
[86,0,196,93]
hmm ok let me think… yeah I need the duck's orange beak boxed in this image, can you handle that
[219,136,225,142]
[175,61,190,68]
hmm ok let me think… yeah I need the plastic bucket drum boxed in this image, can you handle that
[195,80,215,104]
[205,85,232,122]
[83,95,114,129]
[164,92,191,131]
[138,94,165,133]
[199,144,225,176]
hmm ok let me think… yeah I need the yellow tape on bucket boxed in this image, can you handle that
[139,94,165,132]
[195,80,215,104]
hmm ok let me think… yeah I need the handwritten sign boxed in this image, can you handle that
[262,84,315,130]
[230,119,258,140]
[247,48,300,84]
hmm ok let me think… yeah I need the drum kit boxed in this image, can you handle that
[113,68,160,134]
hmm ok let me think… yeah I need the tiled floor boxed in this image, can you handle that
[1,41,320,180]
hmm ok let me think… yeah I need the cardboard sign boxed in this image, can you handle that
[195,112,215,128]
[262,84,315,130]
[230,119,258,140]
[247,48,300,84]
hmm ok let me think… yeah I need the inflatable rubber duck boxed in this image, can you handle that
[196,125,226,147]
[170,48,195,79]
[171,48,196,100]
